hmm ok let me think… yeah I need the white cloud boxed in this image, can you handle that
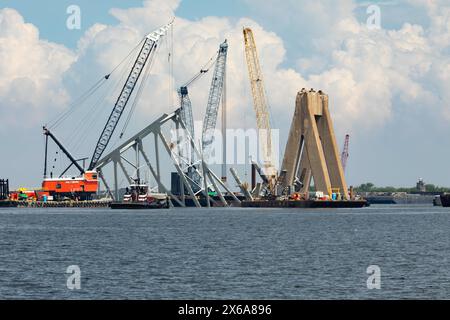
[2,0,450,187]
[243,0,450,138]
[59,0,307,142]
[2,0,450,137]
[0,8,76,129]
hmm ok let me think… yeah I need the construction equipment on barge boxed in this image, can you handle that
[243,28,277,189]
[170,40,230,202]
[40,21,173,203]
[235,28,367,208]
[42,126,98,200]
[239,88,367,208]
[10,23,367,209]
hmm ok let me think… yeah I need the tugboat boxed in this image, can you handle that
[110,179,170,209]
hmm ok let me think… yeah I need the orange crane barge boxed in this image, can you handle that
[40,21,173,202]
[42,127,98,200]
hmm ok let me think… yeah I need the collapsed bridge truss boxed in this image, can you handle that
[94,109,240,207]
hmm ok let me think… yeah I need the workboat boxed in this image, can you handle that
[110,179,169,209]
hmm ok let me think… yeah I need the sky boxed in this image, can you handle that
[0,0,450,190]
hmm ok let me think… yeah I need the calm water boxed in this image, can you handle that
[1,204,450,299]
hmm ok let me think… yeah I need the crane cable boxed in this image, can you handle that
[65,49,138,152]
[118,42,161,139]
[168,22,175,108]
[48,77,108,130]
[242,40,249,180]
[47,38,146,130]
[119,24,177,141]
[181,52,217,88]
[69,58,134,153]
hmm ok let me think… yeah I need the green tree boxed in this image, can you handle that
[355,182,375,192]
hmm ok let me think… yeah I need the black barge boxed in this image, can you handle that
[241,199,369,208]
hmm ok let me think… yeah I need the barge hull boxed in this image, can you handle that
[8,201,110,208]
[110,202,169,209]
[440,194,450,207]
[0,201,18,208]
[241,199,368,208]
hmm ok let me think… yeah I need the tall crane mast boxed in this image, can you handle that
[88,21,173,170]
[178,67,211,141]
[341,134,350,173]
[178,68,209,183]
[179,86,195,140]
[175,42,227,189]
[201,40,228,159]
[243,28,276,179]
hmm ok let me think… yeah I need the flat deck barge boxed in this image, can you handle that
[241,199,368,208]
[0,200,18,208]
[110,202,169,209]
[7,200,111,208]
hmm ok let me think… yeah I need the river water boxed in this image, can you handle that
[1,204,450,299]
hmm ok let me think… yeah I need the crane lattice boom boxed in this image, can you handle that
[341,134,350,173]
[202,40,228,157]
[178,67,210,141]
[243,28,276,177]
[178,86,195,139]
[88,21,173,170]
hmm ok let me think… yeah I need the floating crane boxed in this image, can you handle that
[243,27,277,187]
[178,57,216,156]
[42,126,98,200]
[42,21,173,200]
[341,134,350,173]
[174,40,228,191]
[177,60,212,187]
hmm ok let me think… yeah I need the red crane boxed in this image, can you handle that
[41,21,173,201]
[341,134,350,173]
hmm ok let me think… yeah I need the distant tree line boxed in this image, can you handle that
[354,182,450,193]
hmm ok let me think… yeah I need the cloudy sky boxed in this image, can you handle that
[0,0,449,189]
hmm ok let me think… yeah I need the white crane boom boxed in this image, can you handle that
[201,40,228,159]
[89,21,173,170]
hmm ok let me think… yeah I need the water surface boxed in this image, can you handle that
[1,204,449,299]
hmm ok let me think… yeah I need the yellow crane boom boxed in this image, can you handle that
[243,27,276,179]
